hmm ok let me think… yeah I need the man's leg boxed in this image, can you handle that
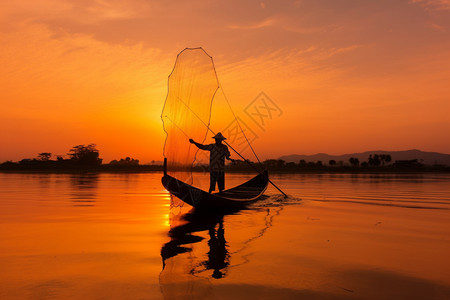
[217,171,225,193]
[209,172,217,193]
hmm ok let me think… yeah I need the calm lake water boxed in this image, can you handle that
[1,172,449,300]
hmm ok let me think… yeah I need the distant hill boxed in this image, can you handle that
[279,150,450,166]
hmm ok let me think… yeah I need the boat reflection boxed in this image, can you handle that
[161,208,236,279]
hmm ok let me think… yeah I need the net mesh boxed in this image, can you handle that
[161,48,219,184]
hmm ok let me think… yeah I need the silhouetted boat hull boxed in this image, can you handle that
[162,170,268,209]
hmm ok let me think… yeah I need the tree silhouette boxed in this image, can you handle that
[329,160,336,166]
[385,154,392,165]
[380,154,393,166]
[109,157,139,166]
[68,144,102,166]
[263,159,286,168]
[37,152,51,161]
[349,157,360,167]
[373,154,381,166]
[263,159,278,168]
[368,154,381,166]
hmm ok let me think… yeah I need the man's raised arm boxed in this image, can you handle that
[189,139,209,150]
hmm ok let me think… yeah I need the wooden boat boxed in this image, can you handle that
[162,159,268,209]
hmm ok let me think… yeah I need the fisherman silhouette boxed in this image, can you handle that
[189,132,234,193]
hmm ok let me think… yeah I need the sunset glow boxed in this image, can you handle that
[1,0,449,163]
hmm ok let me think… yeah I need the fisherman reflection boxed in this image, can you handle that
[161,209,230,279]
[204,220,229,278]
[189,132,234,193]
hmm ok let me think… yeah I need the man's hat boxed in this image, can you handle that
[212,132,226,140]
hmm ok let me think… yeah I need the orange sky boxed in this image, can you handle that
[1,0,449,163]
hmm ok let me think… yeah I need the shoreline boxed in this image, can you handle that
[0,165,449,174]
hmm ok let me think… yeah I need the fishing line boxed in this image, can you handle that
[218,87,262,164]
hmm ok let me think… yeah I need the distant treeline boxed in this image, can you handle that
[0,144,162,172]
[1,146,449,173]
[221,153,449,173]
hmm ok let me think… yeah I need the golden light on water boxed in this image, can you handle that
[164,214,170,227]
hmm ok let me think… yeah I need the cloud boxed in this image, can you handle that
[0,21,167,114]
[0,0,148,24]
[426,22,446,31]
[310,44,365,61]
[80,0,144,21]
[214,44,366,96]
[228,18,276,30]
[282,23,342,34]
[410,0,450,11]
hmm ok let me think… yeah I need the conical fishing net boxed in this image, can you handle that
[161,48,219,185]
